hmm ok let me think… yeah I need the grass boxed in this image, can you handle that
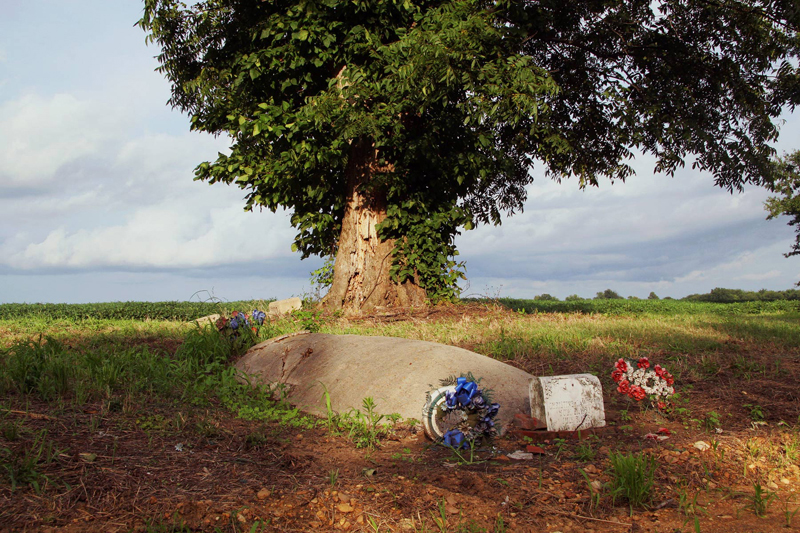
[490,297,800,318]
[6,299,800,360]
[575,436,598,461]
[1,428,63,493]
[0,320,315,494]
[1,298,799,529]
[2,298,797,435]
[742,482,777,517]
[329,304,800,364]
[322,393,394,449]
[607,451,657,510]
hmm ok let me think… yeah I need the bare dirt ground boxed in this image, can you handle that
[2,307,799,533]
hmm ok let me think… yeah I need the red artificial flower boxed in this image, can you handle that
[611,369,624,383]
[629,385,646,401]
[615,359,628,372]
[216,317,228,329]
[637,357,650,369]
[664,373,674,385]
[657,427,671,435]
[251,326,258,333]
[657,401,667,410]
[617,380,630,394]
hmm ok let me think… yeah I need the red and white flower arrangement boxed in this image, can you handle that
[612,357,675,408]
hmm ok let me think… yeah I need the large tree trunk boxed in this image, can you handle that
[324,140,427,314]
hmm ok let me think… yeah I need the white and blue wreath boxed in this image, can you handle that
[422,375,500,449]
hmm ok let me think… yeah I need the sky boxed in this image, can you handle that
[1,1,799,304]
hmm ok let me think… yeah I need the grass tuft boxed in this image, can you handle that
[608,451,657,510]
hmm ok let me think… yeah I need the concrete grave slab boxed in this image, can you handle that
[268,297,303,317]
[529,374,606,432]
[193,314,220,327]
[235,333,535,433]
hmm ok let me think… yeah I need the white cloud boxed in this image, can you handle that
[456,154,798,297]
[735,270,782,282]
[664,242,796,293]
[2,0,800,304]
[674,252,758,283]
[4,202,295,270]
[0,90,297,273]
[0,93,124,186]
[460,166,776,259]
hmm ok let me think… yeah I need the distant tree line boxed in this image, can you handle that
[682,288,800,303]
[529,288,800,303]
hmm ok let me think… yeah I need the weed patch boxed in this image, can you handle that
[323,391,396,449]
[608,451,657,510]
[0,429,63,493]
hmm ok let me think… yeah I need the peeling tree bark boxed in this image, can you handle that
[324,139,427,314]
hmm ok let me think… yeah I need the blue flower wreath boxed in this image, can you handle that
[216,309,267,338]
[439,376,500,450]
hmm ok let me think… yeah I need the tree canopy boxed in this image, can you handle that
[139,0,800,311]
[594,288,623,300]
[766,150,800,261]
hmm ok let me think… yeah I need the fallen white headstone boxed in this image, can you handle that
[268,297,303,316]
[193,314,220,327]
[529,374,605,432]
[235,333,535,433]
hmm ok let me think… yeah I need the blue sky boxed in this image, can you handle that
[1,0,799,304]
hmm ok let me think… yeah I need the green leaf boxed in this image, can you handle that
[143,0,797,307]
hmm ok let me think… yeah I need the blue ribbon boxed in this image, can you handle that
[443,429,468,449]
[454,377,478,407]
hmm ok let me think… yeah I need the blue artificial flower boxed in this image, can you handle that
[443,429,468,450]
[445,390,458,409]
[486,403,500,419]
[230,316,240,330]
[252,310,267,325]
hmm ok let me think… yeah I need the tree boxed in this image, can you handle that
[648,292,660,300]
[139,0,800,313]
[766,150,800,264]
[683,287,747,302]
[533,293,558,301]
[564,294,583,301]
[595,289,623,300]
